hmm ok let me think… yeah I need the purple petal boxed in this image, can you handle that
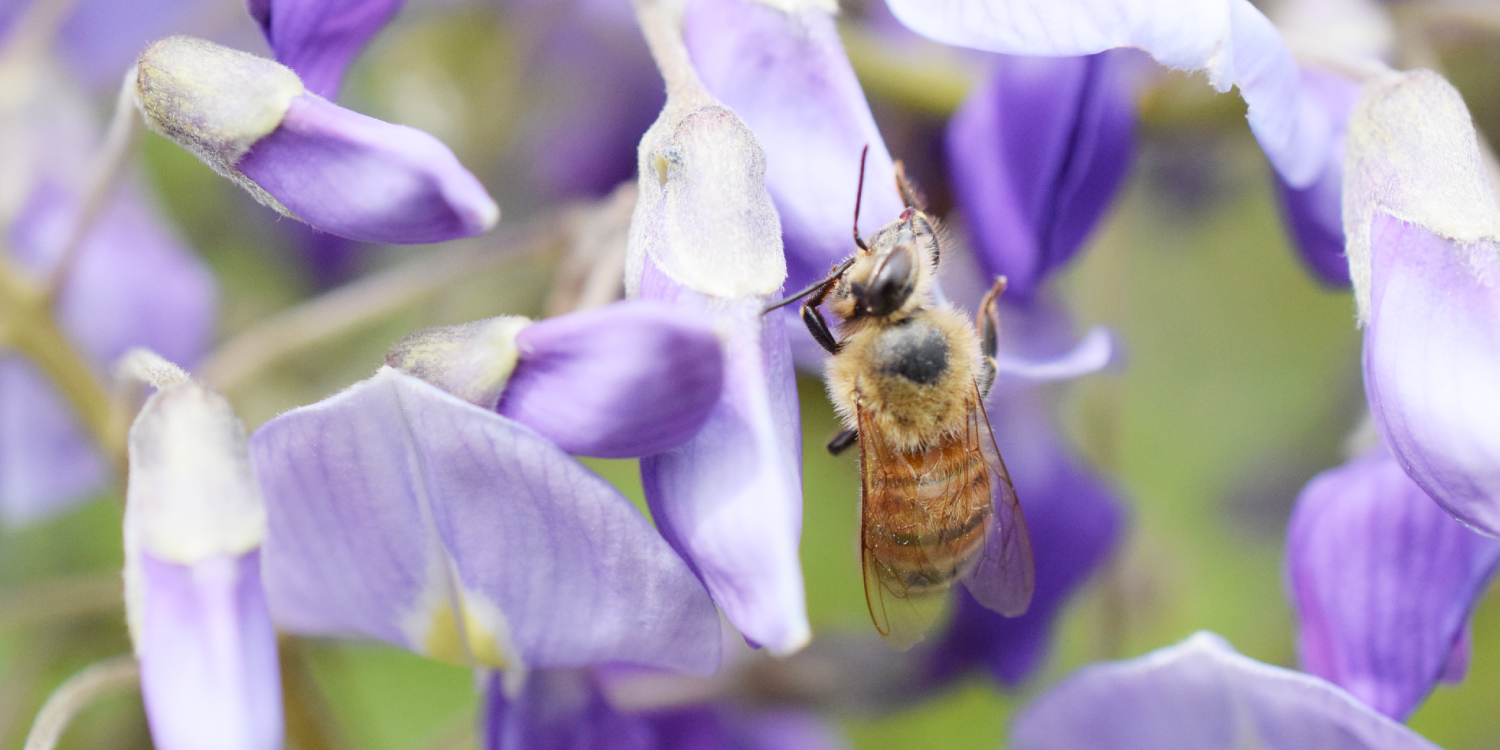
[483,670,656,750]
[885,0,1333,188]
[54,0,205,88]
[1362,213,1500,536]
[135,550,283,750]
[0,182,216,524]
[638,260,810,655]
[1011,632,1442,750]
[519,11,665,201]
[251,368,720,673]
[249,0,406,99]
[236,93,499,244]
[946,52,1136,299]
[645,705,848,750]
[928,391,1124,686]
[682,0,907,292]
[496,301,724,459]
[1272,67,1360,287]
[1287,445,1500,719]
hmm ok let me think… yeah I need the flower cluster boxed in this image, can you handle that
[4,0,1500,748]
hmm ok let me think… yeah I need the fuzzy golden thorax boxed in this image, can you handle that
[825,306,984,453]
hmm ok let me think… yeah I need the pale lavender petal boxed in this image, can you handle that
[496,301,724,459]
[1439,627,1471,685]
[249,0,406,99]
[237,94,499,244]
[928,392,1124,686]
[0,182,215,523]
[519,11,664,201]
[251,368,720,673]
[1272,67,1360,287]
[885,0,1333,187]
[483,670,656,750]
[638,260,809,655]
[1012,632,1441,750]
[683,0,907,292]
[947,52,1136,299]
[136,550,283,750]
[1287,445,1500,719]
[55,0,205,88]
[1362,213,1500,536]
[992,326,1118,389]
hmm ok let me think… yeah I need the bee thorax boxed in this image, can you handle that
[874,320,947,385]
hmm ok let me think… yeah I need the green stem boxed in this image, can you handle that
[0,253,123,469]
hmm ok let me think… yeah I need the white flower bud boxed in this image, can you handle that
[386,316,532,410]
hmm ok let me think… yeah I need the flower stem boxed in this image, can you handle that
[22,655,139,750]
[0,252,123,469]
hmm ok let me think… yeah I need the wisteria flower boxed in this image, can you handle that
[1288,441,1500,719]
[1011,631,1441,749]
[250,301,725,674]
[122,353,281,750]
[133,35,498,244]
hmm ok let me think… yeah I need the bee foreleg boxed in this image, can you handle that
[802,302,841,354]
[827,428,858,455]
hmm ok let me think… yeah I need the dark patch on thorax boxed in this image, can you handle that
[875,318,948,385]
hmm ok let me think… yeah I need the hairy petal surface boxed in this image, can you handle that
[237,94,499,244]
[947,51,1136,299]
[1012,632,1441,750]
[1288,445,1500,720]
[248,0,407,99]
[884,0,1331,187]
[251,368,720,674]
[683,0,906,293]
[497,301,724,458]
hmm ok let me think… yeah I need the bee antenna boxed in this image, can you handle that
[853,145,870,252]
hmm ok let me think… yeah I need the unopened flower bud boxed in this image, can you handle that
[122,364,281,750]
[133,36,499,245]
[386,316,531,411]
[134,36,304,214]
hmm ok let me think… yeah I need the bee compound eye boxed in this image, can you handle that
[860,246,917,317]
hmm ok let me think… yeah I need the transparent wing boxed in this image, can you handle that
[961,386,1036,617]
[857,401,948,651]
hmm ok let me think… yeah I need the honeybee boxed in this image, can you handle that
[768,149,1035,649]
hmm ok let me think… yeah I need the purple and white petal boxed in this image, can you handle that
[638,263,808,655]
[497,301,724,459]
[929,392,1124,687]
[884,0,1333,187]
[123,373,281,750]
[626,43,809,653]
[135,37,498,245]
[1287,444,1500,720]
[251,368,721,674]
[248,0,407,99]
[683,0,906,292]
[1011,632,1441,750]
[1342,70,1500,536]
[135,551,283,750]
[0,182,215,524]
[1272,67,1360,287]
[483,669,656,750]
[947,51,1137,299]
[237,94,499,244]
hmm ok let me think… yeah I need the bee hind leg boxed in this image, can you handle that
[977,277,1007,400]
[827,428,858,455]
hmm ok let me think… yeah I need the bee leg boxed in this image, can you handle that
[827,428,858,455]
[977,277,1007,400]
[802,303,841,354]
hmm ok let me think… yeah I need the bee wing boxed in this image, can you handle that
[960,388,1036,617]
[857,401,948,651]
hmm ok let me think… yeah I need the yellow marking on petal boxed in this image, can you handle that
[415,587,513,670]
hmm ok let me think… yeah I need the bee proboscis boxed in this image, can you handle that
[767,148,1035,649]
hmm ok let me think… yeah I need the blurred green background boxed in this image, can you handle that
[5,3,1500,750]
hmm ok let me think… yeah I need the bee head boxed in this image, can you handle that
[846,210,938,319]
